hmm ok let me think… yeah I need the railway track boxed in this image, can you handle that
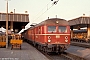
[48,53,70,60]
[62,52,86,60]
[41,51,86,60]
[27,41,86,60]
[41,52,71,60]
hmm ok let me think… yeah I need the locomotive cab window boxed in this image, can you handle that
[48,26,56,33]
[58,26,67,33]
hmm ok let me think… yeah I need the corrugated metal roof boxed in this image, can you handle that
[68,16,90,26]
[0,12,29,22]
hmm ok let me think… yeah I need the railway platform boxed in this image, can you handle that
[65,45,90,60]
[0,42,49,60]
[71,41,90,48]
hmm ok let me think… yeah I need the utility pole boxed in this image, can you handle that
[6,0,9,48]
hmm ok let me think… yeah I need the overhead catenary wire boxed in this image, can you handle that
[25,1,52,28]
[32,1,51,21]
[32,0,59,23]
[34,4,54,21]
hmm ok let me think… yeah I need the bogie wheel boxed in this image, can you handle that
[43,47,46,52]
[45,47,47,53]
[38,45,40,50]
[39,46,43,51]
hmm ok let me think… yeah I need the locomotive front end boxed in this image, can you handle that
[45,19,70,53]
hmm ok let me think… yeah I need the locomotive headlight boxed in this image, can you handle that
[65,36,68,39]
[65,36,68,42]
[48,39,51,43]
[48,36,51,43]
[65,39,68,42]
[56,21,59,24]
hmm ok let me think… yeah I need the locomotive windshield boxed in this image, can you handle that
[48,26,56,32]
[58,26,67,33]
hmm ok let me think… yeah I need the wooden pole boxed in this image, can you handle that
[6,0,9,48]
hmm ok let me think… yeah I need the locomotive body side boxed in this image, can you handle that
[23,18,70,53]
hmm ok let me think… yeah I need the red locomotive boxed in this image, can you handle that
[22,18,70,53]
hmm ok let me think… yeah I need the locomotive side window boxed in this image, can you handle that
[48,26,56,33]
[58,26,67,33]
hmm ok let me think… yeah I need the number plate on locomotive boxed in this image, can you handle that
[56,35,60,38]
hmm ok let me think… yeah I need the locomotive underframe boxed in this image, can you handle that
[25,38,69,53]
[44,44,68,53]
[38,43,69,53]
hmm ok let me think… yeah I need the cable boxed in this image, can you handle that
[32,1,51,21]
[34,4,54,21]
[32,0,59,23]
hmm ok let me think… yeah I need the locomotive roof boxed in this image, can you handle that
[38,18,69,26]
[30,18,69,29]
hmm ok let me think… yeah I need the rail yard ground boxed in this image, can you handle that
[66,45,90,60]
[0,41,90,60]
[0,42,49,60]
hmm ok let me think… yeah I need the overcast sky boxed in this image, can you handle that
[0,0,90,27]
